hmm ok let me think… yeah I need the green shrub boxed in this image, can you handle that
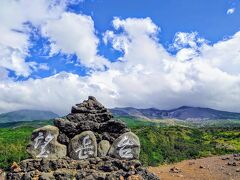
[0,123,240,170]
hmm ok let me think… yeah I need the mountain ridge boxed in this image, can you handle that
[110,106,240,121]
[1,106,240,124]
[0,109,59,123]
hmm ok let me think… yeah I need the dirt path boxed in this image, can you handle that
[148,154,240,180]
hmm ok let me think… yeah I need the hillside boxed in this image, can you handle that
[0,110,58,123]
[0,125,240,170]
[110,106,240,121]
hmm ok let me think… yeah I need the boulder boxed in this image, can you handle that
[68,131,97,160]
[98,140,110,157]
[26,125,67,159]
[109,132,140,160]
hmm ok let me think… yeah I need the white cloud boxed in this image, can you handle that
[99,18,240,112]
[200,32,240,75]
[0,68,9,80]
[42,12,109,70]
[38,63,50,71]
[173,32,206,49]
[227,8,235,15]
[0,72,118,115]
[0,0,71,77]
[0,16,240,115]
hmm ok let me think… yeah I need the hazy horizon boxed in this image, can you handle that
[1,103,240,116]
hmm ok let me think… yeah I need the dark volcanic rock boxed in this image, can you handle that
[54,96,130,140]
[7,96,159,180]
[53,118,78,138]
[70,96,113,122]
[7,157,159,180]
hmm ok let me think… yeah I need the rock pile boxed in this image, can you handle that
[7,96,159,180]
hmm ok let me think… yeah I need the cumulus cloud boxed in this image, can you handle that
[42,12,109,70]
[102,18,240,112]
[0,16,240,115]
[0,0,73,77]
[0,72,118,115]
[227,8,235,15]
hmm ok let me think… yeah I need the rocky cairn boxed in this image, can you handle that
[7,96,159,180]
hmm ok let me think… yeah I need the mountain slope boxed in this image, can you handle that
[110,106,240,120]
[0,109,59,123]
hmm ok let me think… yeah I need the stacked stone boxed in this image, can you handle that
[54,96,130,145]
[7,96,159,180]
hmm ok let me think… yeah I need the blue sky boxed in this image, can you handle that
[0,0,240,114]
[72,0,240,42]
[25,0,240,79]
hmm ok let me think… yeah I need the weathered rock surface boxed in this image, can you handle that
[26,125,67,159]
[7,96,159,180]
[68,131,97,160]
[98,140,110,157]
[54,96,130,142]
[70,96,113,122]
[109,132,140,160]
[7,157,159,180]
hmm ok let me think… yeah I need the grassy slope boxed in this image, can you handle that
[0,127,33,170]
[134,126,240,166]
[0,117,240,170]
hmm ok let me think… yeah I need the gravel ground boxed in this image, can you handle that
[148,154,240,180]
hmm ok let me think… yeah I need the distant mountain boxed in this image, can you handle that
[0,110,59,123]
[110,106,240,121]
[0,120,53,128]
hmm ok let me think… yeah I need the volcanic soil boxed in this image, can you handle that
[148,154,240,180]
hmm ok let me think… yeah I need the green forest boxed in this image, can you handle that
[0,119,240,170]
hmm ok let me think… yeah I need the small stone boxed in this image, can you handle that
[234,157,240,161]
[227,161,237,166]
[11,162,21,172]
[127,175,143,180]
[26,125,67,159]
[39,172,55,180]
[130,165,135,170]
[233,154,240,157]
[98,140,110,157]
[199,165,205,169]
[169,166,181,173]
[109,132,140,160]
[226,172,231,176]
[236,168,240,172]
[221,157,230,160]
[188,162,195,165]
[68,131,97,160]
[57,131,69,145]
[176,174,184,178]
